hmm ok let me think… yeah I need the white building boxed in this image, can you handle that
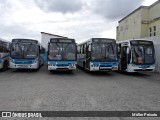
[41,32,68,49]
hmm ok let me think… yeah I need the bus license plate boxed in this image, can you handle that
[18,65,29,68]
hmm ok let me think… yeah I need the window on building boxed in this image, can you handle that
[149,27,152,37]
[149,26,156,37]
[153,26,156,36]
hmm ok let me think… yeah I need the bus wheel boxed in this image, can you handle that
[118,64,121,71]
[84,65,89,73]
[3,61,8,71]
[69,70,73,73]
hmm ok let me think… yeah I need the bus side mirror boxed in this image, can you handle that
[126,47,129,54]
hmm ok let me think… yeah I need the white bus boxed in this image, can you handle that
[0,38,10,70]
[9,39,45,70]
[117,39,155,72]
[77,38,119,72]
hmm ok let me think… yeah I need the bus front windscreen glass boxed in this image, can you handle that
[91,42,117,62]
[131,45,155,64]
[49,43,76,61]
[11,43,38,59]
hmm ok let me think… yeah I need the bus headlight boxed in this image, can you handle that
[34,58,38,63]
[112,65,118,70]
[131,64,137,67]
[9,58,14,63]
[91,64,99,67]
[150,65,155,68]
[70,64,75,67]
[69,64,76,68]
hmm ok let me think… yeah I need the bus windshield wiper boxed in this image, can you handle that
[26,43,33,54]
[17,42,23,52]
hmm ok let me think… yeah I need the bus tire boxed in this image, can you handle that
[84,64,89,73]
[83,62,86,70]
[69,70,73,73]
[3,61,8,71]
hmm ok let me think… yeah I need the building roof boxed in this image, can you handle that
[118,0,160,23]
[41,32,68,38]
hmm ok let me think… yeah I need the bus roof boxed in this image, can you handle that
[12,39,39,44]
[50,38,75,43]
[78,38,116,46]
[117,39,153,44]
[0,38,10,43]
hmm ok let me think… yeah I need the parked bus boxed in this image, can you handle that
[117,39,155,72]
[48,38,77,71]
[9,39,45,69]
[77,38,119,72]
[0,38,10,70]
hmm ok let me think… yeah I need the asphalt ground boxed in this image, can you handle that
[0,65,160,120]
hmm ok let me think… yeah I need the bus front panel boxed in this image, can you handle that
[10,42,40,69]
[48,42,77,71]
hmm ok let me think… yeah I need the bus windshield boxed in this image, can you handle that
[131,45,155,64]
[91,42,117,62]
[49,43,76,61]
[11,43,38,59]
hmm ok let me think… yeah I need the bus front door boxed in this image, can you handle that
[86,45,91,70]
[121,46,128,70]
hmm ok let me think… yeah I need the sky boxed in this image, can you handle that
[0,0,158,43]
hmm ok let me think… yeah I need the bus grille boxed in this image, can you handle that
[15,61,33,64]
[100,65,112,67]
[56,64,68,66]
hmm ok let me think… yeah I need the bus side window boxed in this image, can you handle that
[3,43,7,53]
[40,47,45,54]
[7,43,10,52]
[77,46,80,54]
[80,45,83,54]
[117,44,121,59]
[0,42,3,52]
[83,44,86,54]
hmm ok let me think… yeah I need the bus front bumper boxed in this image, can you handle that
[0,63,3,69]
[90,66,113,71]
[128,64,155,72]
[48,64,76,71]
[9,62,39,69]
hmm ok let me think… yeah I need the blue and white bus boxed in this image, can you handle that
[77,38,119,72]
[48,38,77,72]
[0,38,10,71]
[9,39,45,69]
[117,39,155,72]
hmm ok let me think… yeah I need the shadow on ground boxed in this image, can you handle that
[115,71,153,78]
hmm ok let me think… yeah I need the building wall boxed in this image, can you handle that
[141,8,149,38]
[117,9,142,41]
[149,1,160,21]
[148,20,160,37]
[117,1,160,41]
[41,33,65,49]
